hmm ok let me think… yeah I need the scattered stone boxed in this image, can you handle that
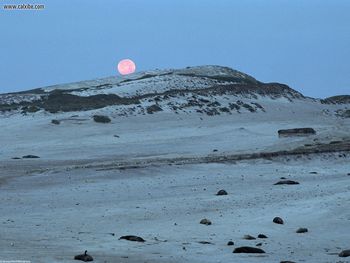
[296,227,308,233]
[227,241,234,246]
[22,155,40,159]
[216,189,228,196]
[274,180,299,185]
[339,249,350,257]
[93,115,111,123]
[273,217,284,224]
[213,149,218,152]
[258,234,268,239]
[256,243,262,246]
[243,234,256,240]
[280,177,287,179]
[11,157,21,160]
[309,171,318,174]
[119,235,145,242]
[233,246,265,254]
[280,261,296,263]
[74,250,93,262]
[51,119,60,125]
[200,218,212,225]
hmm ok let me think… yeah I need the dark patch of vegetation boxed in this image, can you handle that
[176,73,258,85]
[242,103,256,112]
[146,104,163,114]
[35,91,139,113]
[321,95,350,104]
[205,108,220,116]
[207,101,221,107]
[219,107,230,113]
[251,102,265,112]
[22,105,40,113]
[51,119,60,125]
[229,103,240,110]
[93,115,111,123]
[0,103,19,112]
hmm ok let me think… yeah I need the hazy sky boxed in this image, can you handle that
[0,0,349,98]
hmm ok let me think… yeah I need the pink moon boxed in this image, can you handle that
[117,59,136,75]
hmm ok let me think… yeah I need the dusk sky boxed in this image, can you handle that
[0,0,349,98]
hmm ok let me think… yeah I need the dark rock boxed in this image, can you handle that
[243,234,256,240]
[309,171,318,174]
[339,249,350,257]
[296,227,308,233]
[280,261,296,263]
[93,115,111,123]
[119,235,145,242]
[256,243,262,246]
[227,241,234,246]
[200,218,212,225]
[22,155,40,159]
[213,149,218,152]
[278,128,316,137]
[258,234,268,239]
[11,157,21,160]
[233,246,265,254]
[273,217,284,224]
[146,104,163,114]
[74,250,93,262]
[216,189,228,196]
[51,119,60,125]
[274,180,299,185]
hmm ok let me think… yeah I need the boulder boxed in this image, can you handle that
[296,227,308,233]
[119,235,145,242]
[22,155,40,159]
[233,246,265,254]
[339,249,350,257]
[216,189,228,196]
[74,250,93,262]
[243,234,256,240]
[200,218,212,225]
[273,217,284,224]
[274,180,300,185]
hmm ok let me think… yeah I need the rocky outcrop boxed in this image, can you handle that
[278,128,316,137]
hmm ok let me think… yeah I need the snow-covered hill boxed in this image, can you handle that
[1,66,350,263]
[0,65,308,115]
